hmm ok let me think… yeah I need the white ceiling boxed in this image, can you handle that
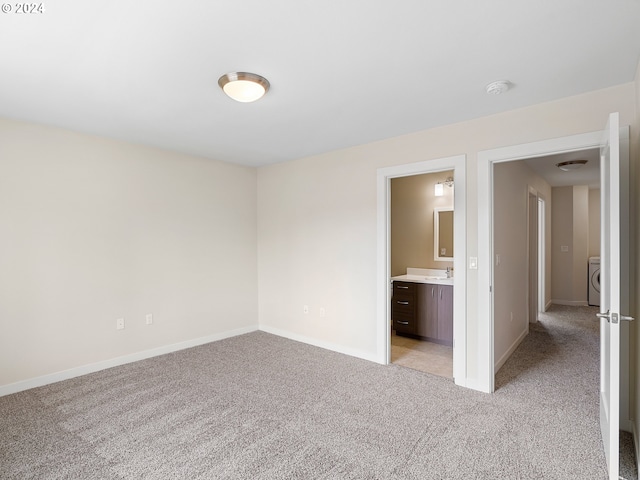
[1,1,639,167]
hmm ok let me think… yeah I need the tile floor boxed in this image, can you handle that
[390,330,453,378]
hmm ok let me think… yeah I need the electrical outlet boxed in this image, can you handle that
[303,305,309,314]
[145,313,153,325]
[116,318,125,330]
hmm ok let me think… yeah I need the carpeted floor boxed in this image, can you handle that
[0,306,623,479]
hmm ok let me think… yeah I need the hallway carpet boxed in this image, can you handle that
[1,306,610,479]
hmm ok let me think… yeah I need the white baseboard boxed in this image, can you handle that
[544,300,553,311]
[494,327,528,375]
[0,325,258,398]
[259,325,379,364]
[550,299,589,307]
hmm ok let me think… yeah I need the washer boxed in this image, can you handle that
[588,257,600,307]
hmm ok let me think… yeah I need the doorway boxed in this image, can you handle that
[494,152,599,374]
[528,188,538,324]
[478,129,607,393]
[389,171,455,378]
[525,190,547,321]
[478,124,632,477]
[376,155,467,387]
[538,197,546,313]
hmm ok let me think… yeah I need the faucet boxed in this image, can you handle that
[446,267,451,278]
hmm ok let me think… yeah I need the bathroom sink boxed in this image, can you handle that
[424,275,448,280]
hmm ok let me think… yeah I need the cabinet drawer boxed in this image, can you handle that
[393,281,416,295]
[392,295,414,314]
[393,313,415,334]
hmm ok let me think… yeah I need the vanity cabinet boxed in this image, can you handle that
[392,281,453,346]
[392,281,417,335]
[435,285,453,345]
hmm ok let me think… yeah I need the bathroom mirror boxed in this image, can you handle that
[434,207,454,261]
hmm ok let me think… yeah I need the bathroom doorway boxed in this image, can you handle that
[376,154,467,387]
[389,171,454,378]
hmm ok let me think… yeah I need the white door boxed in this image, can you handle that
[598,112,632,479]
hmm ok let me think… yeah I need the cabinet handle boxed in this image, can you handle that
[397,285,409,289]
[432,287,435,297]
[440,289,442,299]
[397,301,409,305]
[397,321,409,325]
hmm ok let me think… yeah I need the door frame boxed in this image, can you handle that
[477,130,604,393]
[376,155,467,386]
[527,186,539,324]
[537,195,547,313]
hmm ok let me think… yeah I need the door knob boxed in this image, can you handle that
[596,311,635,324]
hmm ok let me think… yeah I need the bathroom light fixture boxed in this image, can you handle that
[556,160,587,171]
[218,72,270,103]
[485,80,511,95]
[435,177,454,196]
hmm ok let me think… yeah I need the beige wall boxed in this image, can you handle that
[257,82,637,383]
[551,187,573,302]
[0,118,258,389]
[2,79,637,395]
[572,186,590,303]
[493,161,551,370]
[551,185,590,305]
[390,171,454,276]
[588,188,601,258]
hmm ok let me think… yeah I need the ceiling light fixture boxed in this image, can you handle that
[485,80,510,95]
[218,72,270,103]
[556,160,588,171]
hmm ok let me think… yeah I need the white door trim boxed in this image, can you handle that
[376,155,467,386]
[527,186,539,325]
[477,131,603,393]
[537,195,548,313]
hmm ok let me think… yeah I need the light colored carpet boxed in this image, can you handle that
[621,430,638,480]
[0,306,615,478]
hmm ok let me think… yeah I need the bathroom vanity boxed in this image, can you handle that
[391,269,453,346]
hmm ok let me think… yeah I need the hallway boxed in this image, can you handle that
[495,304,637,479]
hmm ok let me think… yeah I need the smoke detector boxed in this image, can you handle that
[485,80,511,95]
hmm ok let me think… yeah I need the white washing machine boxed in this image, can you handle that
[588,257,600,307]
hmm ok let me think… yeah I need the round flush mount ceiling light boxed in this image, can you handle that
[218,72,270,103]
[556,160,588,171]
[485,80,510,95]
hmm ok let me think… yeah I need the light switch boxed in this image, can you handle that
[469,257,478,269]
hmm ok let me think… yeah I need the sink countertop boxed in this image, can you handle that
[391,274,453,286]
